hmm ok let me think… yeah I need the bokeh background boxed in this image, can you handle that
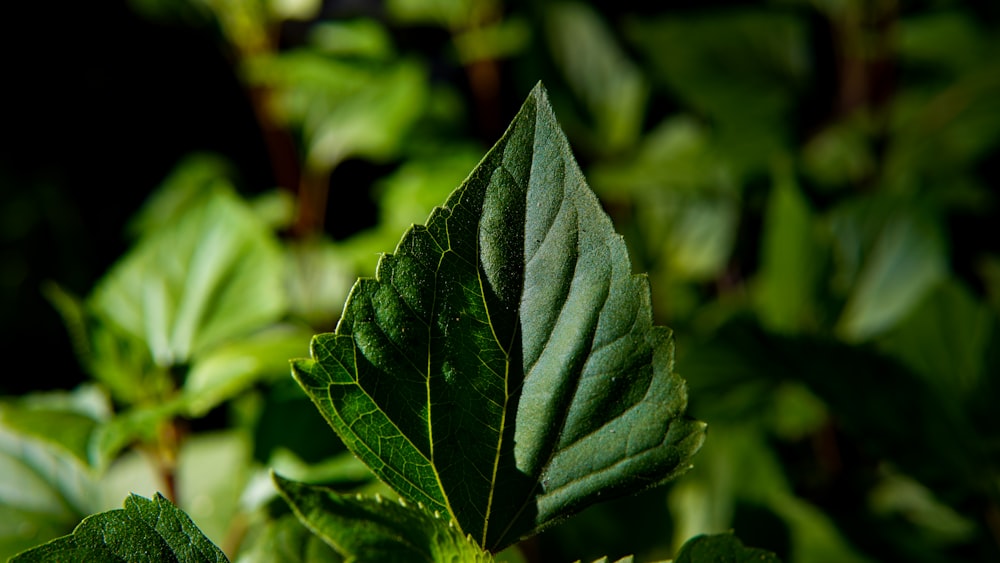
[2,0,1000,561]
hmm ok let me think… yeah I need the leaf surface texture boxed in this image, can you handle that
[292,83,705,551]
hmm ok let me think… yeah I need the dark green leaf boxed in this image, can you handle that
[679,320,983,501]
[274,474,491,562]
[292,83,705,551]
[10,493,227,563]
[674,533,780,563]
[626,10,810,174]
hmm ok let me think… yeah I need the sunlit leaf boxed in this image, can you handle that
[0,414,100,560]
[44,283,158,405]
[90,186,286,367]
[0,385,110,468]
[245,52,427,169]
[10,493,227,563]
[292,83,705,552]
[182,324,314,417]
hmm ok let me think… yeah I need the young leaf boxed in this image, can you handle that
[90,186,286,367]
[291,82,706,551]
[10,493,227,563]
[273,474,491,562]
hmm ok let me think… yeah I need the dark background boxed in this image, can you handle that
[2,1,271,394]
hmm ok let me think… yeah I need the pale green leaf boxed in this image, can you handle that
[0,419,99,560]
[10,493,228,563]
[245,52,428,170]
[90,186,286,367]
[274,474,492,562]
[44,283,158,405]
[182,324,314,417]
[0,385,110,468]
[292,83,705,552]
[583,556,636,563]
[305,61,426,168]
[308,19,393,59]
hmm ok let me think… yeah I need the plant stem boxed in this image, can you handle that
[154,416,184,504]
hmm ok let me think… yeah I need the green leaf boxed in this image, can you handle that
[753,158,819,333]
[666,423,869,563]
[831,199,947,341]
[125,153,233,239]
[308,19,394,59]
[245,52,427,170]
[10,493,228,563]
[291,83,705,552]
[545,2,648,153]
[273,474,491,562]
[235,511,343,563]
[674,533,780,563]
[0,418,99,560]
[589,116,740,281]
[679,320,984,503]
[90,186,286,367]
[182,324,314,417]
[44,283,159,405]
[877,278,995,394]
[0,385,110,468]
[625,10,810,174]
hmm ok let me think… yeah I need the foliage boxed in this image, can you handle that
[9,493,226,563]
[290,84,704,554]
[4,0,1000,561]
